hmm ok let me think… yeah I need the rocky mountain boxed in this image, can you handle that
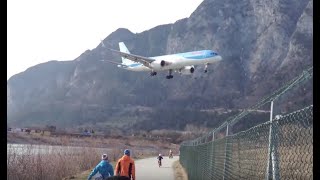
[7,0,313,133]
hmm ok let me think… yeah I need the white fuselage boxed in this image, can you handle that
[123,50,222,72]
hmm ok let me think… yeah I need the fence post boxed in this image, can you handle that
[212,132,215,141]
[223,123,229,180]
[265,101,280,180]
[208,132,215,180]
[210,132,215,179]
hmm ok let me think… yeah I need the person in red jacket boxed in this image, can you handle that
[115,149,135,180]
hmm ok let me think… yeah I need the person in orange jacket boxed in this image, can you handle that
[115,149,135,180]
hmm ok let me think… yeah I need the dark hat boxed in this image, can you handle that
[124,149,130,156]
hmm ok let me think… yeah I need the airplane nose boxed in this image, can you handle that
[217,55,222,61]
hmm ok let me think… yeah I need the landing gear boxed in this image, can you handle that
[204,64,208,73]
[150,71,157,76]
[166,69,173,79]
[166,75,173,79]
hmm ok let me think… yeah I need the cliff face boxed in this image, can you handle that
[7,0,313,131]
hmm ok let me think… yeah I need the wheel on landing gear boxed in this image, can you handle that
[166,75,173,79]
[204,63,209,73]
[150,72,157,76]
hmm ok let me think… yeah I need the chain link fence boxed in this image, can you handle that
[180,105,312,180]
[180,67,313,180]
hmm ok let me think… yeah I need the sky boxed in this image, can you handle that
[7,0,204,80]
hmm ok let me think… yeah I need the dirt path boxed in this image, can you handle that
[135,156,179,180]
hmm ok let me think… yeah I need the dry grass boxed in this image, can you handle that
[7,134,178,180]
[173,160,188,180]
[7,144,158,180]
[7,144,102,180]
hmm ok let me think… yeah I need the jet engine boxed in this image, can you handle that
[151,60,171,69]
[160,60,171,67]
[179,66,195,75]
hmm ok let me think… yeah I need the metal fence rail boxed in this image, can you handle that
[180,105,313,180]
[182,67,313,146]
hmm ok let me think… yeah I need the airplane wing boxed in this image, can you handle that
[101,59,129,68]
[108,48,155,68]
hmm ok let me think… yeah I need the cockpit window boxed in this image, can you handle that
[210,52,217,55]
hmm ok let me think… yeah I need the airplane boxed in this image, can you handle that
[101,41,222,79]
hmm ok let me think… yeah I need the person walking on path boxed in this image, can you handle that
[115,149,136,180]
[88,154,114,180]
[169,149,173,159]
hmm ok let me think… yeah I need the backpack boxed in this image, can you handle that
[106,176,130,180]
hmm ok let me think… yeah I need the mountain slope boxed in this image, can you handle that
[7,0,313,132]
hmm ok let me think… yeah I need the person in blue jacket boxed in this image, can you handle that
[88,154,114,180]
